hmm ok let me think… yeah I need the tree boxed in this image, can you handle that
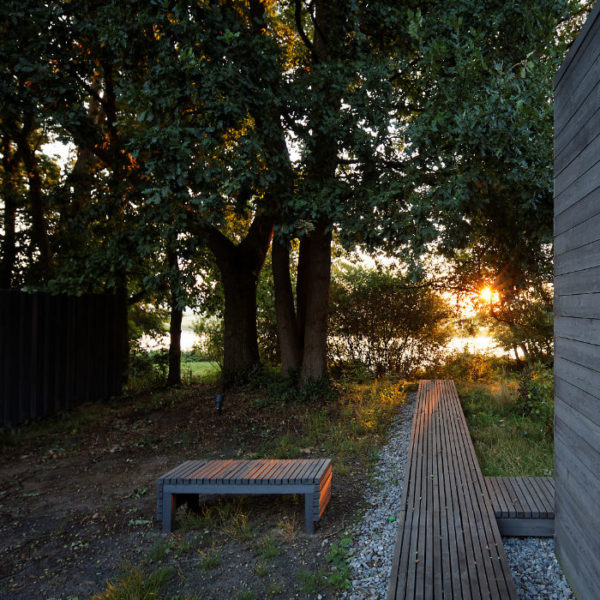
[382,0,583,301]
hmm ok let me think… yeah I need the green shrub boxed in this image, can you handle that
[517,362,553,437]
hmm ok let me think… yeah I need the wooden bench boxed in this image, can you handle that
[156,458,332,534]
[485,476,554,537]
[387,380,518,599]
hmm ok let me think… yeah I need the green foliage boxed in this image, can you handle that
[460,378,553,476]
[295,568,328,594]
[328,264,452,376]
[489,288,553,365]
[192,316,224,365]
[325,536,352,590]
[428,351,511,383]
[256,250,279,364]
[517,362,554,437]
[198,546,221,571]
[128,350,169,391]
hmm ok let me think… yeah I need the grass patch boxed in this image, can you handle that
[256,536,279,561]
[182,360,221,384]
[295,568,328,593]
[258,376,406,471]
[459,379,553,477]
[199,545,221,571]
[92,564,174,600]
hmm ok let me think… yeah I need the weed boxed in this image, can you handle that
[459,379,553,476]
[223,510,253,542]
[326,536,352,590]
[199,545,221,571]
[235,590,257,600]
[92,563,174,600]
[178,509,211,532]
[276,514,298,542]
[256,536,279,561]
[253,563,268,577]
[147,539,170,563]
[267,582,284,595]
[295,568,327,593]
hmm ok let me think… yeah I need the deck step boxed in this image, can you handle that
[485,477,554,537]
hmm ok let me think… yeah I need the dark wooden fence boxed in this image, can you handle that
[554,2,600,598]
[0,291,125,427]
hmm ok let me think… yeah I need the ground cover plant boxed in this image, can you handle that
[0,376,406,599]
[453,359,554,477]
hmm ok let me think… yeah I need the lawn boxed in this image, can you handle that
[181,359,221,383]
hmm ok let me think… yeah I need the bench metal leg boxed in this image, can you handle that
[162,492,176,533]
[305,492,316,533]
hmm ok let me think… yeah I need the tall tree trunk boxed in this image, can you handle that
[14,120,52,277]
[272,237,302,375]
[116,276,130,386]
[0,137,18,289]
[299,221,332,382]
[202,215,272,387]
[220,258,261,384]
[167,247,183,386]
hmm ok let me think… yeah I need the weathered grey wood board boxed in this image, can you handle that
[386,380,517,600]
[484,477,554,537]
[156,458,332,534]
[554,2,600,597]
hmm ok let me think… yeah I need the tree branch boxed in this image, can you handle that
[295,0,318,63]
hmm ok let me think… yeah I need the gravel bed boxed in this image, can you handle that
[503,537,574,599]
[341,391,575,600]
[341,392,416,600]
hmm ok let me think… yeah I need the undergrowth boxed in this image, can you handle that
[459,373,553,477]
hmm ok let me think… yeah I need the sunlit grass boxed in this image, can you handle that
[92,564,174,600]
[258,377,407,474]
[459,379,553,477]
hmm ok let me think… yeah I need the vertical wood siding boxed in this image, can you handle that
[554,4,600,598]
[0,291,124,427]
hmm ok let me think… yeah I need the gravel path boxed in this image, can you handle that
[341,393,575,600]
[341,393,416,600]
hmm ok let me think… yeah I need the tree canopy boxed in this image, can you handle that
[0,0,588,386]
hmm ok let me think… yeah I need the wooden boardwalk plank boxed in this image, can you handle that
[387,380,518,599]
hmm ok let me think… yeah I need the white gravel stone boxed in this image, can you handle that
[340,391,575,600]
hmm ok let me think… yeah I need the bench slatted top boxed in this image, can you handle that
[159,458,330,486]
[387,380,518,599]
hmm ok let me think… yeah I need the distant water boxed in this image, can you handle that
[142,327,504,358]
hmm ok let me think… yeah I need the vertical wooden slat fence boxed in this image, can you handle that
[0,291,125,427]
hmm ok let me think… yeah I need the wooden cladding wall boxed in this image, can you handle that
[0,291,124,427]
[554,3,600,598]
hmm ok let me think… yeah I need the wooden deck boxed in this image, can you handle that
[485,476,554,537]
[387,380,518,599]
[156,458,332,533]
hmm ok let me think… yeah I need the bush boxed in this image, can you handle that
[192,316,224,365]
[328,265,452,376]
[428,351,510,383]
[517,362,553,437]
[128,350,169,391]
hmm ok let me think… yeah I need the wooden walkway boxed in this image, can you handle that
[157,458,332,533]
[485,476,554,537]
[387,380,518,599]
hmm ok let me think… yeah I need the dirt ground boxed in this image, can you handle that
[0,383,386,599]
